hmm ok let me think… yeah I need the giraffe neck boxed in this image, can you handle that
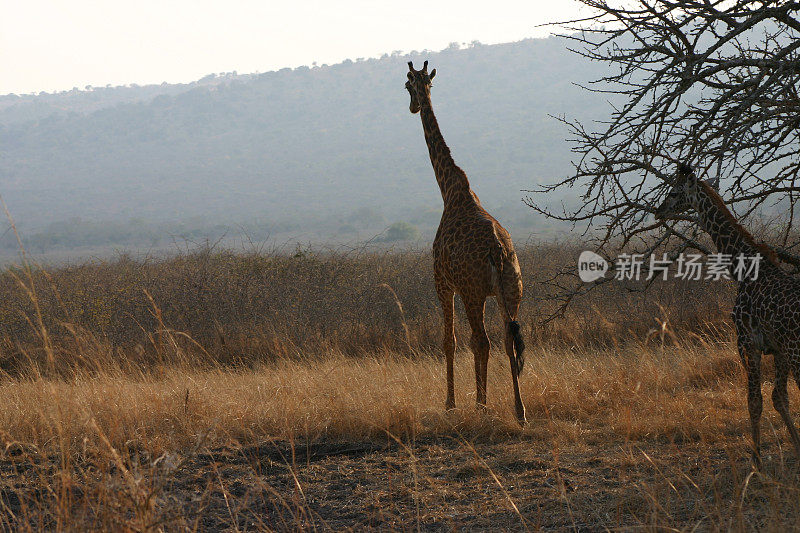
[418,96,470,204]
[689,181,773,266]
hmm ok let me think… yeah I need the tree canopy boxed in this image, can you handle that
[528,1,800,319]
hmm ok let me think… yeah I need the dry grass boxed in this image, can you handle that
[0,342,754,453]
[0,243,734,370]
[2,342,798,530]
[0,244,797,530]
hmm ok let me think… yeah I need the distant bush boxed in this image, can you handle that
[383,222,420,242]
[0,243,734,374]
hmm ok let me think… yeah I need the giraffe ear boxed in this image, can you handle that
[408,61,414,71]
[430,68,436,80]
[423,60,428,70]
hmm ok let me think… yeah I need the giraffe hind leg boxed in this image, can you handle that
[505,319,526,425]
[775,352,800,460]
[464,298,489,408]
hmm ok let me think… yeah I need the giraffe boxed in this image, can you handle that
[405,60,526,425]
[655,163,800,468]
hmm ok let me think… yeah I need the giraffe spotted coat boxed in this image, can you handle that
[656,163,800,467]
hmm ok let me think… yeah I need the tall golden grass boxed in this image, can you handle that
[0,342,752,452]
[0,242,797,530]
[0,243,734,371]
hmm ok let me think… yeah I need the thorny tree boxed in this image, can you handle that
[528,0,800,322]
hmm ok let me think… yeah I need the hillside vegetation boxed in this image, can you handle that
[0,39,608,253]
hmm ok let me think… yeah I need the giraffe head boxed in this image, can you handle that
[405,60,436,114]
[656,163,780,265]
[654,163,719,220]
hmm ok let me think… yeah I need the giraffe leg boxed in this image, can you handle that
[464,298,489,409]
[505,319,526,425]
[438,288,456,411]
[739,340,763,469]
[772,353,800,460]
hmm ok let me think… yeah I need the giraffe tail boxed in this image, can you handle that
[509,320,525,374]
[489,238,525,375]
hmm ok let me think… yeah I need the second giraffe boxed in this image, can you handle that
[405,60,527,425]
[656,163,800,468]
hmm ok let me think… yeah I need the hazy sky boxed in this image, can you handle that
[1,0,587,95]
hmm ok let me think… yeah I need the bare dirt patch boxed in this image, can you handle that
[2,435,798,531]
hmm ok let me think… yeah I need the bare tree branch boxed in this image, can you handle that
[529,1,800,322]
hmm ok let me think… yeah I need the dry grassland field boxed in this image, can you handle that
[0,244,799,531]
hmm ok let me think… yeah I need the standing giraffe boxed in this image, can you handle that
[405,60,526,425]
[656,163,800,467]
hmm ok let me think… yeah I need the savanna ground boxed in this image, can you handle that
[0,243,798,531]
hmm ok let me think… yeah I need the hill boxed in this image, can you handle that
[0,38,609,253]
